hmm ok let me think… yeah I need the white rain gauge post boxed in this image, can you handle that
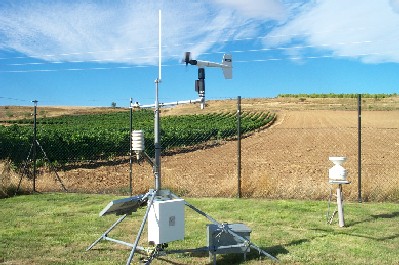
[86,10,277,265]
[327,156,351,227]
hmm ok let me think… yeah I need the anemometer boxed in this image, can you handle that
[183,51,232,109]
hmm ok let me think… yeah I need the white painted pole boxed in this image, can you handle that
[336,185,345,227]
[158,9,162,81]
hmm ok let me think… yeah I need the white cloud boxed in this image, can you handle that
[212,0,287,20]
[4,0,398,66]
[1,1,165,64]
[0,0,282,65]
[264,0,399,63]
[390,0,399,13]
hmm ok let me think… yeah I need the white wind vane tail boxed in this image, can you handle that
[222,54,232,79]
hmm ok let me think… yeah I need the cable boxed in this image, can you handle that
[0,96,30,102]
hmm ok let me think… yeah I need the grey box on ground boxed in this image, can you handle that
[207,223,251,254]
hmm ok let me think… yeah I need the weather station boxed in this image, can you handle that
[86,10,277,265]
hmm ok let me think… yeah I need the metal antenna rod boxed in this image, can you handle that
[154,79,161,191]
[158,9,162,81]
[154,9,162,192]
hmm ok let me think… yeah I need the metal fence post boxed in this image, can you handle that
[237,96,242,198]
[32,100,38,193]
[358,94,362,202]
[129,98,133,196]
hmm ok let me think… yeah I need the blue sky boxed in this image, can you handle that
[1,0,399,107]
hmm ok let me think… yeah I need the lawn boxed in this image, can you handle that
[1,193,398,264]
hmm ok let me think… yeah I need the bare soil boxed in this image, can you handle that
[0,105,125,121]
[161,109,399,200]
[2,97,399,201]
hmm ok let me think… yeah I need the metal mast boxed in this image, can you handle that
[153,9,162,192]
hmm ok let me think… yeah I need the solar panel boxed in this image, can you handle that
[99,194,146,216]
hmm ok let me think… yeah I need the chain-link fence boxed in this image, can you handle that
[1,97,398,201]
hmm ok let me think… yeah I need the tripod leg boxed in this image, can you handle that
[15,171,24,195]
[210,252,216,265]
[183,200,219,225]
[86,214,128,251]
[182,194,278,262]
[248,241,278,262]
[126,189,157,265]
[328,210,338,225]
[221,226,278,262]
[36,140,67,192]
[15,143,34,195]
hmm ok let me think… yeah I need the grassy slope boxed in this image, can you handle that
[1,193,398,265]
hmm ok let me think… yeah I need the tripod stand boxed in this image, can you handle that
[15,139,67,194]
[15,100,66,194]
[87,188,278,265]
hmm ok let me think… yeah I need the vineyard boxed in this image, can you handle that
[278,93,398,99]
[0,109,275,164]
[1,97,398,200]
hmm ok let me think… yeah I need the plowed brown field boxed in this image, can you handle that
[160,109,398,200]
[2,97,398,201]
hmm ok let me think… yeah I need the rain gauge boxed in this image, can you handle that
[327,156,351,227]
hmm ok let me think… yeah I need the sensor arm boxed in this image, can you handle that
[138,98,203,109]
[184,52,232,79]
[189,60,230,69]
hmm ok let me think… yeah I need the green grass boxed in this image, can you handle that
[1,193,398,264]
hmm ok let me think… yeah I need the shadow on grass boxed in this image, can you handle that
[311,227,399,242]
[87,238,321,264]
[154,238,315,264]
[156,257,187,265]
[213,243,288,265]
[371,211,399,219]
[345,211,399,227]
[134,242,288,265]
